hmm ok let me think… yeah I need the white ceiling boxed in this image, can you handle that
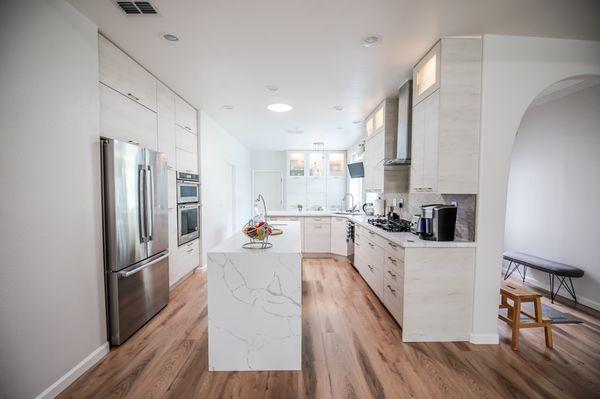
[69,0,600,150]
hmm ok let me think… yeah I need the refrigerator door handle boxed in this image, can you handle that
[118,252,169,278]
[146,165,154,240]
[138,164,147,242]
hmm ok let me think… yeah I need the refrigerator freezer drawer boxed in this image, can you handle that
[108,252,169,345]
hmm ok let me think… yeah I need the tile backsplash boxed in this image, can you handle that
[381,192,476,241]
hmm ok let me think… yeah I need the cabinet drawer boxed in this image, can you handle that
[176,148,198,174]
[382,278,404,326]
[99,35,157,112]
[269,216,303,222]
[175,95,197,134]
[363,260,383,299]
[175,125,198,153]
[305,216,331,224]
[384,253,404,274]
[385,241,405,260]
[383,262,403,285]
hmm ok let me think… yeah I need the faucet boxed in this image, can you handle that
[341,193,356,212]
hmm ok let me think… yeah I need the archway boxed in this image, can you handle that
[503,76,600,308]
[470,35,600,344]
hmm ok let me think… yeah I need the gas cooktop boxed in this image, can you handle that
[367,218,412,232]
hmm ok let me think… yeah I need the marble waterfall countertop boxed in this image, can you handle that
[267,211,477,248]
[207,221,302,371]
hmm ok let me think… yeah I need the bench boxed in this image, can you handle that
[503,251,585,303]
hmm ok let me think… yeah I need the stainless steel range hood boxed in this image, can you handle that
[384,80,412,165]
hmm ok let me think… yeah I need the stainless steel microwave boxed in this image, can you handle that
[176,171,199,204]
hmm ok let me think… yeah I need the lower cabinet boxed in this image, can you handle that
[171,239,199,286]
[304,218,331,253]
[330,217,347,256]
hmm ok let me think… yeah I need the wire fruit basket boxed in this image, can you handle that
[242,194,273,249]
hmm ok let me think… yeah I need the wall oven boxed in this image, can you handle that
[176,171,199,204]
[178,203,199,246]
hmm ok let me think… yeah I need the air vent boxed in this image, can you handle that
[115,1,159,15]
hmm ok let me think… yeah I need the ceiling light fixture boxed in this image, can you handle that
[266,85,279,92]
[163,33,179,42]
[352,119,362,124]
[362,35,382,48]
[267,103,293,112]
[286,128,303,134]
[333,105,344,111]
[222,105,234,110]
[337,126,344,130]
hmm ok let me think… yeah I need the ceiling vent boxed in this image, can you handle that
[115,1,159,15]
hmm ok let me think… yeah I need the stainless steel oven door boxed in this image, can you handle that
[178,203,199,245]
[177,181,199,204]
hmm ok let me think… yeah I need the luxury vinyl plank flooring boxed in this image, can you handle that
[59,258,600,399]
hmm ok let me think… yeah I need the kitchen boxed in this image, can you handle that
[1,1,600,398]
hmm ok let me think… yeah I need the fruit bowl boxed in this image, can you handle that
[242,216,273,249]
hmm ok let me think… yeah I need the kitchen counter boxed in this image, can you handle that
[267,211,477,248]
[207,221,302,371]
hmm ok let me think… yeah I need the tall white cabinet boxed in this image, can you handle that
[98,34,200,288]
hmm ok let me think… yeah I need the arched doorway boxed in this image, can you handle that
[470,35,600,344]
[503,76,600,307]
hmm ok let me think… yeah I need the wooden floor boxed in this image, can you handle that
[60,259,600,399]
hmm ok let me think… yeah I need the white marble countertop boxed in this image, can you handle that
[209,221,302,253]
[267,211,477,248]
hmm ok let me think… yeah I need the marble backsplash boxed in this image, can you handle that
[381,193,477,241]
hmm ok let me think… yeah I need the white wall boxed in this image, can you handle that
[0,1,107,397]
[200,111,252,266]
[472,35,600,344]
[505,84,600,309]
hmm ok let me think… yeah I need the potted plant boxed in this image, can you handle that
[297,204,303,212]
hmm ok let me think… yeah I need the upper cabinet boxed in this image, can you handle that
[288,152,306,177]
[157,82,176,168]
[413,42,441,106]
[328,152,346,178]
[99,35,157,112]
[308,152,325,177]
[175,96,198,134]
[410,37,482,194]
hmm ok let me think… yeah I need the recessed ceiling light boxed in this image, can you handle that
[266,85,279,92]
[337,126,344,130]
[333,105,344,111]
[267,103,293,112]
[222,105,234,110]
[286,128,303,134]
[362,35,382,48]
[163,33,179,42]
[352,119,362,124]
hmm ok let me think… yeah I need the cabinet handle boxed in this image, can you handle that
[388,242,397,249]
[367,265,374,271]
[187,248,194,253]
[387,270,396,278]
[387,256,396,263]
[313,218,321,221]
[184,126,192,131]
[126,92,140,101]
[186,169,192,173]
[355,242,360,247]
[314,225,322,229]
[368,231,375,236]
[387,284,396,295]
[368,242,374,248]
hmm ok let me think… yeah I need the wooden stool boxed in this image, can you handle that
[499,282,553,350]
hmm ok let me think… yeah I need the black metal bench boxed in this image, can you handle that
[503,251,585,303]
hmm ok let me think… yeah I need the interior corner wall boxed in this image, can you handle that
[0,1,107,397]
[472,35,600,342]
[200,111,252,266]
[505,84,600,309]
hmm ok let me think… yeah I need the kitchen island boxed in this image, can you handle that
[207,221,302,371]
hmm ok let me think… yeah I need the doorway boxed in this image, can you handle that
[253,170,283,211]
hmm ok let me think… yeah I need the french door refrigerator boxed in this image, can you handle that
[101,138,169,345]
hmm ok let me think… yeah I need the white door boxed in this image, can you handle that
[254,170,283,211]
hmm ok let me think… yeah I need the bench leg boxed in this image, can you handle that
[549,274,555,303]
[523,266,527,283]
[511,299,521,350]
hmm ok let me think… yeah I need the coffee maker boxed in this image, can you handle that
[418,204,457,241]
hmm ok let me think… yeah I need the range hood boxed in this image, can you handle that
[384,80,412,165]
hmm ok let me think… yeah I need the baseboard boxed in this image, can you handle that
[469,333,499,344]
[519,274,600,311]
[169,267,199,291]
[35,341,109,399]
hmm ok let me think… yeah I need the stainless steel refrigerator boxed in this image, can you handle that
[101,138,169,345]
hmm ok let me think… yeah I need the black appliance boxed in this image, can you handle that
[346,221,355,266]
[418,204,457,241]
[347,162,365,178]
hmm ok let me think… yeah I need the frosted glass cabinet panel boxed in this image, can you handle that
[309,152,325,177]
[289,152,305,176]
[328,152,346,177]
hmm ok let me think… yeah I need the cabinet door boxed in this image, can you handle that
[175,125,198,154]
[287,152,306,177]
[175,95,197,134]
[168,169,177,209]
[413,41,441,106]
[374,103,385,132]
[176,148,198,174]
[286,177,306,210]
[326,178,346,211]
[365,132,384,192]
[304,223,331,253]
[327,152,346,178]
[157,82,176,168]
[422,91,439,192]
[410,100,425,191]
[330,217,347,256]
[99,35,157,112]
[99,83,158,150]
[365,115,375,138]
